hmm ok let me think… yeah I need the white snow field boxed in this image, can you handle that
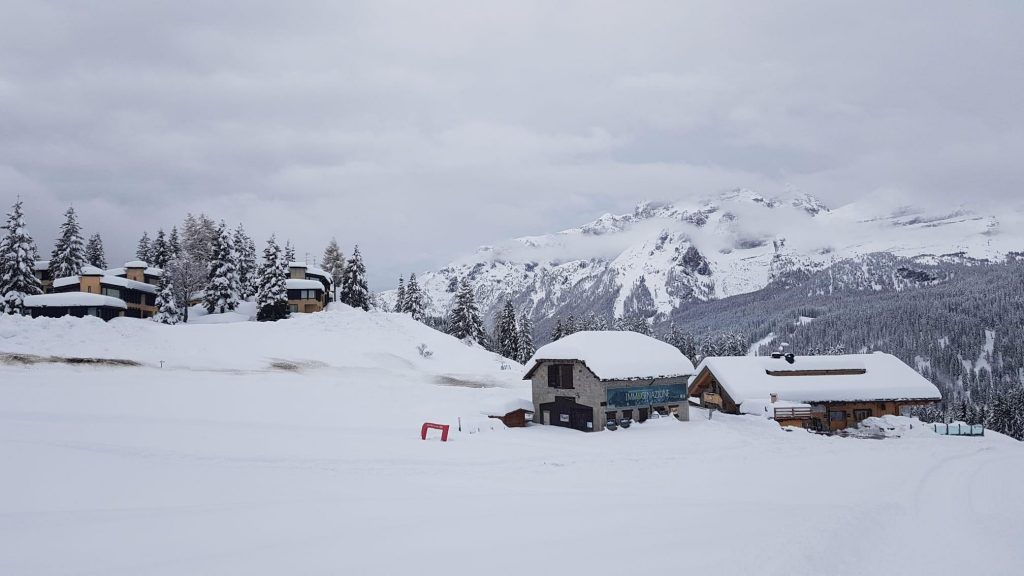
[2,307,1023,575]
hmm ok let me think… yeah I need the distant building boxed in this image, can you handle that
[688,353,942,431]
[523,331,695,432]
[481,398,535,428]
[287,262,333,313]
[49,265,158,319]
[107,260,163,286]
[32,260,53,293]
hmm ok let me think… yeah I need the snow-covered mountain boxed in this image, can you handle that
[388,189,1021,336]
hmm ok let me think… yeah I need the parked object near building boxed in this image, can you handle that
[23,292,127,320]
[524,331,695,432]
[49,266,158,319]
[688,352,942,432]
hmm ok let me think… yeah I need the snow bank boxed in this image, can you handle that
[526,330,695,381]
[693,353,941,403]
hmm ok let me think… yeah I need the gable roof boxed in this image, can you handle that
[690,353,941,404]
[523,331,696,381]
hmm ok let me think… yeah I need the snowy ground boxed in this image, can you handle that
[1,308,1023,575]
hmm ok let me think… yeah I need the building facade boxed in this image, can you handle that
[50,266,158,319]
[524,331,695,432]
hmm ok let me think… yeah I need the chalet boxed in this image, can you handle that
[50,266,158,319]
[287,262,333,313]
[23,292,127,320]
[523,331,695,432]
[688,352,942,431]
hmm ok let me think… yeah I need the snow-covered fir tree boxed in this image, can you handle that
[233,224,256,300]
[494,299,520,360]
[85,233,107,269]
[182,213,217,263]
[516,312,535,363]
[447,278,486,343]
[394,276,406,312]
[136,231,152,262]
[284,240,296,263]
[0,199,43,314]
[49,206,86,279]
[321,238,345,295]
[168,226,181,260]
[152,276,182,324]
[405,273,425,321]
[339,244,369,310]
[203,221,239,314]
[150,229,170,269]
[256,236,289,322]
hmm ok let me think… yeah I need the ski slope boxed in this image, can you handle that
[1,309,1023,575]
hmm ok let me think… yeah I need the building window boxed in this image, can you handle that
[289,304,299,313]
[829,410,847,421]
[546,364,574,389]
[853,409,871,422]
[101,287,120,298]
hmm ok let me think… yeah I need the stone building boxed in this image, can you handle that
[523,331,695,432]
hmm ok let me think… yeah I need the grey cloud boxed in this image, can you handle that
[1,0,1021,287]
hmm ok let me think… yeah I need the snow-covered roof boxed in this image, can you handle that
[524,331,696,381]
[106,267,125,276]
[290,262,332,283]
[691,353,942,403]
[101,275,157,293]
[480,397,534,416]
[24,292,127,309]
[33,260,49,271]
[145,267,163,276]
[286,279,324,290]
[81,266,105,276]
[124,260,149,268]
[52,276,81,289]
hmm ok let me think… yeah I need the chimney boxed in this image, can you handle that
[770,393,778,404]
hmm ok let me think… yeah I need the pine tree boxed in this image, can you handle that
[517,312,535,363]
[49,206,86,279]
[150,229,170,269]
[447,278,486,343]
[152,275,182,324]
[233,224,256,300]
[256,236,289,322]
[494,299,520,360]
[168,226,181,260]
[85,233,107,269]
[405,273,425,320]
[284,240,296,263]
[551,318,565,342]
[0,199,43,314]
[321,238,345,297]
[203,221,239,314]
[339,245,370,310]
[136,231,152,263]
[394,276,406,313]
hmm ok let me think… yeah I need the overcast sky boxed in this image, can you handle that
[1,1,1022,288]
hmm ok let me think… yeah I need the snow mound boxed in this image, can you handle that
[847,415,935,438]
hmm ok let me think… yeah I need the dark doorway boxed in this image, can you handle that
[540,397,594,432]
[638,408,649,423]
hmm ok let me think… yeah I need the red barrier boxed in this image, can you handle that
[421,422,450,441]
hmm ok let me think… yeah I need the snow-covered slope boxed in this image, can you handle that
[2,307,1023,576]
[389,190,1022,335]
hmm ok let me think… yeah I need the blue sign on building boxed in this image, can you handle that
[606,384,687,408]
